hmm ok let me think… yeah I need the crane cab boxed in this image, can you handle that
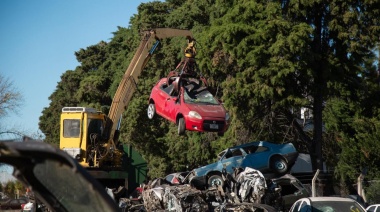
[60,107,106,167]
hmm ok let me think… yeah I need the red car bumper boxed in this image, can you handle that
[184,116,228,133]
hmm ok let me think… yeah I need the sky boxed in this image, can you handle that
[0,0,152,140]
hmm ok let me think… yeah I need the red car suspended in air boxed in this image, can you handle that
[147,76,230,136]
[147,36,229,135]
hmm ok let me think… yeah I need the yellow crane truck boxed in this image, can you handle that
[59,28,195,193]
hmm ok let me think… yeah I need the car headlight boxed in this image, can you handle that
[225,112,230,121]
[189,111,202,119]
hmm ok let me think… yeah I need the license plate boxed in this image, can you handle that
[210,124,219,129]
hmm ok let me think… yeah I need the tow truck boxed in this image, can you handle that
[59,28,199,193]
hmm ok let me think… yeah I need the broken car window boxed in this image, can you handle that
[184,88,219,105]
[224,148,243,159]
[243,146,258,154]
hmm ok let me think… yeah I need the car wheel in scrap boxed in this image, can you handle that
[147,103,156,119]
[178,117,185,135]
[208,174,224,188]
[270,156,288,175]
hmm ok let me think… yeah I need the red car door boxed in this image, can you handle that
[164,88,182,122]
[154,85,171,118]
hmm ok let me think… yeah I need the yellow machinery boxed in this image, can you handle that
[60,107,110,167]
[59,28,195,190]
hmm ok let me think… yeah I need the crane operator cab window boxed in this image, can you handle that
[87,119,103,138]
[63,119,80,138]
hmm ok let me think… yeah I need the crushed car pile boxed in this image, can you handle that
[0,139,310,212]
[120,166,310,212]
[117,141,310,211]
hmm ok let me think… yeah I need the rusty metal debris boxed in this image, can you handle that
[134,168,274,211]
[141,179,208,211]
[235,167,267,203]
[119,167,308,211]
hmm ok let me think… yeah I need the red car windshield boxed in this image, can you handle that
[184,88,219,105]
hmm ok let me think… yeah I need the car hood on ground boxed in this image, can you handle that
[0,141,119,212]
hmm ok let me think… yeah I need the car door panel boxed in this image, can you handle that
[155,88,168,115]
[164,96,179,122]
[220,149,244,173]
[244,147,271,170]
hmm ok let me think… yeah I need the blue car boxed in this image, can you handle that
[190,141,299,188]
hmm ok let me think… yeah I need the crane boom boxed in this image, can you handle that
[107,28,193,148]
[59,28,195,192]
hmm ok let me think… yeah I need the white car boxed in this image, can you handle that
[367,204,380,212]
[289,196,366,212]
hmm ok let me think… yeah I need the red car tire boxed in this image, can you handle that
[147,103,156,119]
[178,117,185,135]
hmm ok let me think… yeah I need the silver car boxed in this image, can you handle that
[289,196,366,212]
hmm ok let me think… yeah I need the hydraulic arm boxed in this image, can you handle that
[104,28,194,161]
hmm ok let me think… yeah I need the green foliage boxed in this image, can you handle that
[40,70,84,144]
[3,181,15,197]
[2,180,25,198]
[366,180,380,204]
[332,117,380,181]
[196,0,313,142]
[75,41,109,72]
[39,0,380,192]
[324,71,380,182]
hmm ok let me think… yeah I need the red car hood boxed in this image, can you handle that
[186,103,226,118]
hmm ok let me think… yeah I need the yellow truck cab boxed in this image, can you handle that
[60,107,105,167]
[60,107,146,191]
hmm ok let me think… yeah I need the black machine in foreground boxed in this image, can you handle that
[0,141,119,212]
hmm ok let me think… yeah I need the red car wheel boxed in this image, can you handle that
[178,117,185,135]
[147,103,156,119]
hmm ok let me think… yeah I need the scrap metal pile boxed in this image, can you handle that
[120,167,284,212]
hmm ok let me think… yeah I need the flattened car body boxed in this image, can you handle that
[267,174,310,211]
[191,141,299,187]
[142,184,208,211]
